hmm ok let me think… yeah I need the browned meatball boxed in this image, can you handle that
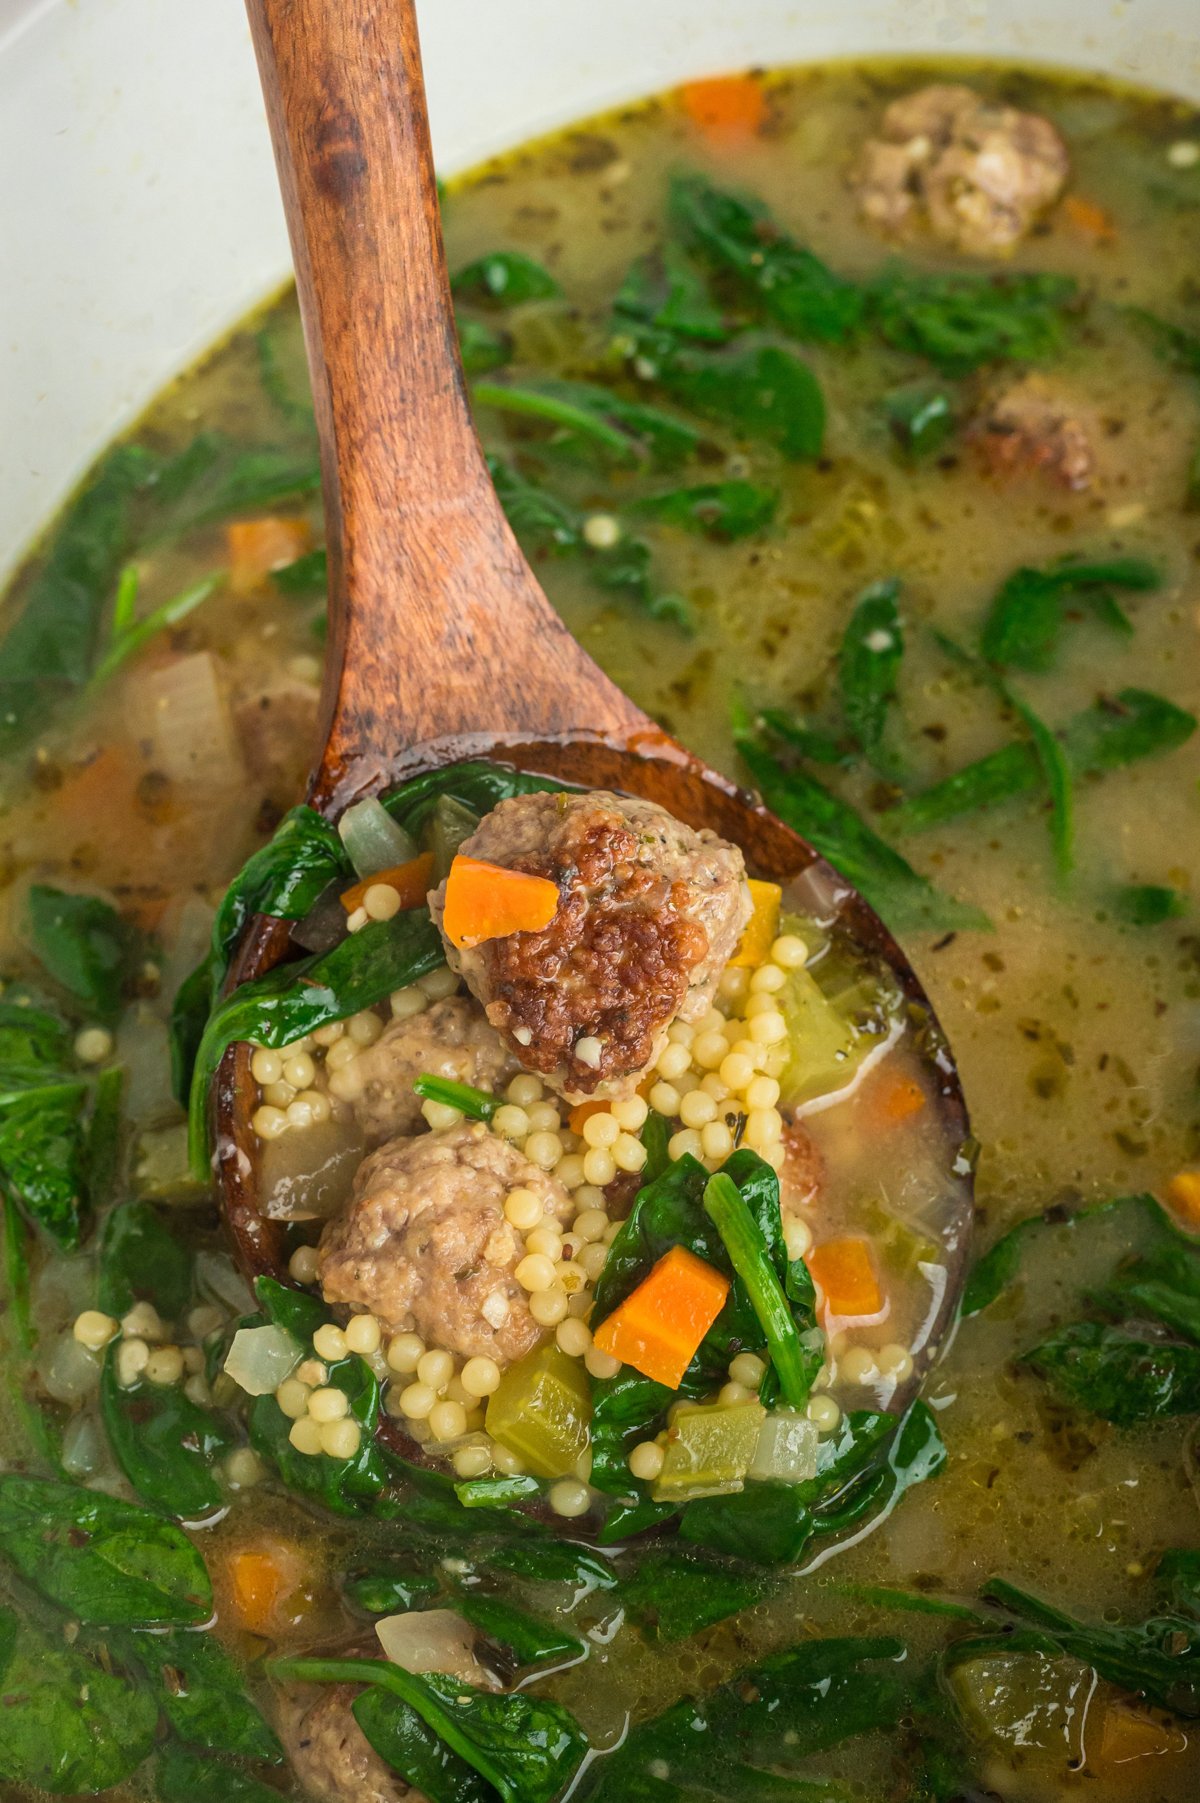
[352,996,519,1143]
[318,1122,572,1363]
[278,1682,419,1803]
[429,790,750,1100]
[852,83,1069,255]
[970,375,1095,491]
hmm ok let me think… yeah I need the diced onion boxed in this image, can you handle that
[338,797,417,878]
[376,1608,476,1674]
[193,1251,254,1316]
[224,1324,301,1395]
[749,1408,819,1483]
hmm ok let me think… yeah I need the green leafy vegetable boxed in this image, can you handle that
[737,730,989,933]
[154,1743,286,1803]
[125,1625,282,1760]
[702,1171,811,1407]
[452,251,562,306]
[0,1075,89,1249]
[101,1349,233,1519]
[475,376,699,467]
[615,243,730,343]
[453,1590,584,1667]
[25,884,140,1023]
[837,578,904,765]
[668,171,865,344]
[1111,882,1189,925]
[413,1073,502,1120]
[98,1196,193,1319]
[272,1655,588,1803]
[979,557,1161,671]
[353,1683,495,1803]
[888,688,1196,835]
[642,337,826,460]
[187,908,442,1177]
[618,1542,772,1641]
[0,1608,158,1795]
[868,266,1079,374]
[1022,1322,1200,1424]
[90,567,222,690]
[0,1475,212,1625]
[628,479,778,540]
[457,315,514,375]
[883,381,957,458]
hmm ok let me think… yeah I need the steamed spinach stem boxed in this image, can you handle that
[412,1073,500,1121]
[702,1172,809,1408]
[90,568,223,690]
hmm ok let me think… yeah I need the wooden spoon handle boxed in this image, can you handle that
[245,0,648,807]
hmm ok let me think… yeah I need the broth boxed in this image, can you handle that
[1,55,1199,1803]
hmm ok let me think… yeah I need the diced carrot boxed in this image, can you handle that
[1165,1170,1200,1230]
[1062,193,1116,243]
[593,1245,730,1389]
[730,878,783,969]
[874,1075,927,1127]
[569,1099,611,1135]
[680,73,768,140]
[1095,1702,1184,1768]
[226,516,313,596]
[442,855,560,951]
[339,851,434,916]
[805,1236,884,1321]
[228,1547,285,1635]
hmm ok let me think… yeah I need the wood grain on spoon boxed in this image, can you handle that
[226,0,971,1405]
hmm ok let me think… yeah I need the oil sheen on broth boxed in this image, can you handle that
[0,58,1199,1803]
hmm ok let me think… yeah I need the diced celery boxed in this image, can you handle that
[485,1341,592,1479]
[135,1121,207,1203]
[862,1202,939,1279]
[777,967,866,1107]
[749,1408,819,1483]
[651,1399,766,1502]
[948,1651,1093,1765]
[429,796,481,883]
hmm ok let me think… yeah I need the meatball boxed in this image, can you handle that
[429,790,751,1100]
[352,996,519,1143]
[318,1122,573,1363]
[278,1682,419,1803]
[852,83,1069,256]
[970,375,1095,491]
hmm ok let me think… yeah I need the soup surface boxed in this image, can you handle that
[2,55,1200,1803]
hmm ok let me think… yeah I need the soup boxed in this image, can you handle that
[1,56,1199,1803]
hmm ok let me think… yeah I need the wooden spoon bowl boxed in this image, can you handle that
[219,0,973,1469]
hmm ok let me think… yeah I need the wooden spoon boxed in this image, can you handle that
[223,0,972,1410]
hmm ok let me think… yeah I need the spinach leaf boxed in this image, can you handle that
[413,1073,501,1121]
[619,1543,772,1641]
[155,1743,288,1803]
[980,1577,1200,1718]
[452,251,561,307]
[642,336,826,460]
[155,442,321,532]
[0,1608,158,1795]
[754,708,851,767]
[0,445,156,752]
[272,546,329,595]
[344,1558,441,1616]
[1127,307,1200,504]
[585,1635,910,1800]
[455,1474,543,1509]
[883,381,957,459]
[124,1625,282,1760]
[1021,1321,1200,1424]
[25,884,139,1023]
[867,266,1079,374]
[589,1367,694,1499]
[98,1196,193,1319]
[272,1655,588,1803]
[0,999,74,1076]
[452,1590,584,1667]
[247,1278,393,1512]
[628,480,778,540]
[2,1185,33,1355]
[381,761,568,844]
[475,376,699,468]
[1112,882,1189,925]
[187,907,442,1178]
[457,315,513,375]
[961,1193,1159,1317]
[668,172,865,344]
[354,1683,496,1803]
[0,1076,90,1249]
[1158,1548,1200,1618]
[615,243,730,343]
[589,534,694,631]
[887,688,1196,835]
[837,578,903,764]
[0,1475,211,1625]
[737,731,989,933]
[101,1349,233,1519]
[703,1171,815,1407]
[980,558,1161,671]
[255,322,316,433]
[89,568,222,691]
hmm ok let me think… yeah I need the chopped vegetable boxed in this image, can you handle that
[337,795,418,879]
[412,1073,500,1122]
[806,1236,884,1321]
[980,557,1161,671]
[652,1398,766,1500]
[867,266,1079,374]
[1165,1171,1200,1229]
[225,515,312,594]
[702,1173,811,1407]
[730,877,782,967]
[838,578,904,766]
[485,1341,592,1479]
[678,73,768,140]
[568,1099,612,1135]
[339,851,434,915]
[749,1408,819,1483]
[451,250,561,307]
[776,965,875,1106]
[228,1547,289,1635]
[873,1073,927,1126]
[1061,193,1116,240]
[223,1324,301,1396]
[441,855,560,950]
[1112,882,1188,925]
[592,1244,731,1389]
[884,381,957,458]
